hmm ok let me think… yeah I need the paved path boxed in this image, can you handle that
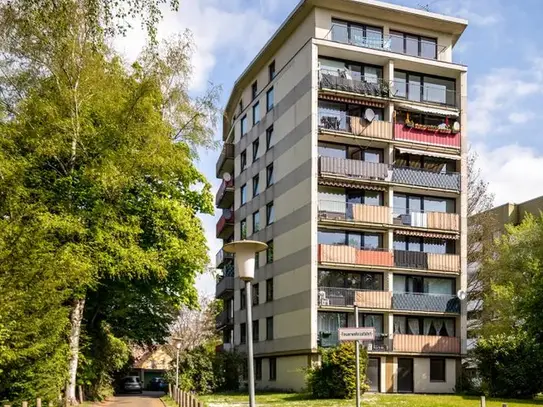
[106,391,165,407]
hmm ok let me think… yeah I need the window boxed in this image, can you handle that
[252,211,260,233]
[393,274,454,295]
[266,126,274,151]
[266,278,274,302]
[319,57,383,84]
[331,19,383,50]
[252,139,260,162]
[240,218,247,239]
[346,190,384,207]
[393,316,455,337]
[252,320,259,342]
[390,31,438,60]
[266,317,274,340]
[266,240,274,263]
[240,287,246,310]
[240,322,247,344]
[393,193,455,218]
[430,358,446,382]
[240,150,247,171]
[394,151,456,174]
[239,100,243,115]
[266,202,275,225]
[255,252,260,269]
[253,102,260,125]
[240,184,247,205]
[318,270,383,291]
[255,358,262,381]
[266,87,274,112]
[252,174,260,197]
[269,61,276,82]
[393,235,455,254]
[269,357,277,381]
[241,115,248,136]
[253,283,259,306]
[394,71,456,106]
[318,230,383,249]
[266,163,274,187]
[252,81,257,100]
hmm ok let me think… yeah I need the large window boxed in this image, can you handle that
[394,71,456,106]
[347,190,384,207]
[318,100,384,131]
[318,311,384,334]
[395,151,456,173]
[331,19,383,49]
[318,230,383,249]
[430,358,446,382]
[393,235,455,254]
[390,31,438,59]
[393,274,455,295]
[393,193,456,215]
[318,142,384,163]
[393,316,455,336]
[318,270,383,291]
[319,57,383,84]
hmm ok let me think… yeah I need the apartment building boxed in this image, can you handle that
[215,0,468,393]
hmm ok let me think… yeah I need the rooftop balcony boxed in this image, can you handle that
[318,111,393,141]
[318,200,390,225]
[216,178,234,209]
[216,208,234,239]
[392,166,460,192]
[393,208,459,232]
[216,248,234,269]
[394,122,460,148]
[216,143,235,178]
[393,250,460,273]
[319,69,392,100]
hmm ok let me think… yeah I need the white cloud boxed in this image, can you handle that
[508,111,535,124]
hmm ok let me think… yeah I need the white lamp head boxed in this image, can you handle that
[223,240,268,281]
[176,342,182,349]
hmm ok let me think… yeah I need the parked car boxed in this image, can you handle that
[121,376,143,394]
[149,377,167,391]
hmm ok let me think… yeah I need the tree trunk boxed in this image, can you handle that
[65,297,85,405]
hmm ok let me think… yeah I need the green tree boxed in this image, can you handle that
[0,0,219,402]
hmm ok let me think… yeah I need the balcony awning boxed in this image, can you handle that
[395,229,459,240]
[397,147,461,161]
[319,178,387,191]
[319,93,385,108]
[395,103,459,118]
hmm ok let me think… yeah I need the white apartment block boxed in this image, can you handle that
[215,0,468,393]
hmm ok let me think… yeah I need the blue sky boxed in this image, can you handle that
[116,0,543,295]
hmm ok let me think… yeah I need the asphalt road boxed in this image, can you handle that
[107,391,165,407]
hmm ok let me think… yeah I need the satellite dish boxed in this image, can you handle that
[222,172,232,182]
[457,290,467,301]
[318,290,326,298]
[364,108,376,123]
[223,209,232,220]
[452,121,460,132]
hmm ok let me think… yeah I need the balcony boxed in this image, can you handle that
[326,24,447,62]
[319,331,390,351]
[392,292,460,313]
[216,248,234,269]
[216,178,234,209]
[318,287,391,309]
[318,112,393,140]
[393,250,460,273]
[318,244,394,268]
[319,156,391,183]
[216,208,234,239]
[319,69,392,100]
[215,275,234,298]
[392,81,457,108]
[318,200,391,225]
[216,309,234,329]
[394,123,460,148]
[393,209,459,232]
[392,166,460,191]
[215,143,235,178]
[393,334,460,354]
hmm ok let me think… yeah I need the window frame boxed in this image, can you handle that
[266,126,274,151]
[252,138,260,162]
[240,218,247,239]
[430,358,446,382]
[252,210,260,234]
[266,202,275,225]
[251,81,257,100]
[252,320,259,342]
[266,240,274,264]
[331,19,383,49]
[269,357,277,381]
[240,184,247,206]
[266,278,274,302]
[240,150,247,171]
[241,115,248,136]
[266,87,274,112]
[266,316,274,340]
[266,163,274,188]
[268,61,276,82]
[255,358,263,381]
[240,287,246,310]
[390,30,438,60]
[252,174,260,198]
[394,69,456,106]
[253,283,259,306]
[252,102,260,126]
[240,322,247,344]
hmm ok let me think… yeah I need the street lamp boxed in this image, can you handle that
[175,341,181,389]
[223,240,268,407]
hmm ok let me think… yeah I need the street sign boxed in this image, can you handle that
[338,327,375,342]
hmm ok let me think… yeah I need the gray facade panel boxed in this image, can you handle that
[235,289,311,323]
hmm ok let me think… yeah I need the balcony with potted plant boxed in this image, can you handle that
[394,111,461,148]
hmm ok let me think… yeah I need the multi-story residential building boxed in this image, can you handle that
[215,0,468,393]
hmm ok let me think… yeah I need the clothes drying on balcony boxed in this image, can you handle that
[411,212,427,227]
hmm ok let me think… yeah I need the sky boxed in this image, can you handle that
[115,0,543,296]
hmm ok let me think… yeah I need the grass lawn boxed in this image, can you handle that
[199,392,543,407]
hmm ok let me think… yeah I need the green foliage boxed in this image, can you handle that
[213,350,244,392]
[474,331,543,399]
[306,343,369,399]
[178,342,218,394]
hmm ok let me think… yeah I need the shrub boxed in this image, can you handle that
[306,342,369,399]
[178,342,217,394]
[474,331,543,399]
[213,349,244,392]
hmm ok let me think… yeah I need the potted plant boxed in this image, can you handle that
[414,123,427,130]
[438,127,452,134]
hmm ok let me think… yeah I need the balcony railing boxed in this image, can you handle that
[326,24,447,60]
[216,178,234,208]
[318,287,391,309]
[393,334,460,354]
[394,123,460,148]
[392,292,460,313]
[319,331,390,350]
[216,309,234,329]
[216,248,234,269]
[392,166,460,191]
[216,208,234,239]
[392,81,457,107]
[393,250,460,273]
[216,143,235,178]
[319,69,392,99]
[319,156,391,182]
[318,111,393,140]
[318,200,390,225]
[318,244,394,268]
[393,208,459,232]
[216,275,234,298]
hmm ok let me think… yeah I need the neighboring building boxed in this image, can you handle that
[131,346,172,389]
[215,0,468,393]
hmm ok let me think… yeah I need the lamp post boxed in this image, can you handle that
[175,341,181,389]
[223,240,268,407]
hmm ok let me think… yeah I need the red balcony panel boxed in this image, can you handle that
[394,123,460,148]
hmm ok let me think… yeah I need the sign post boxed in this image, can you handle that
[338,308,376,407]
